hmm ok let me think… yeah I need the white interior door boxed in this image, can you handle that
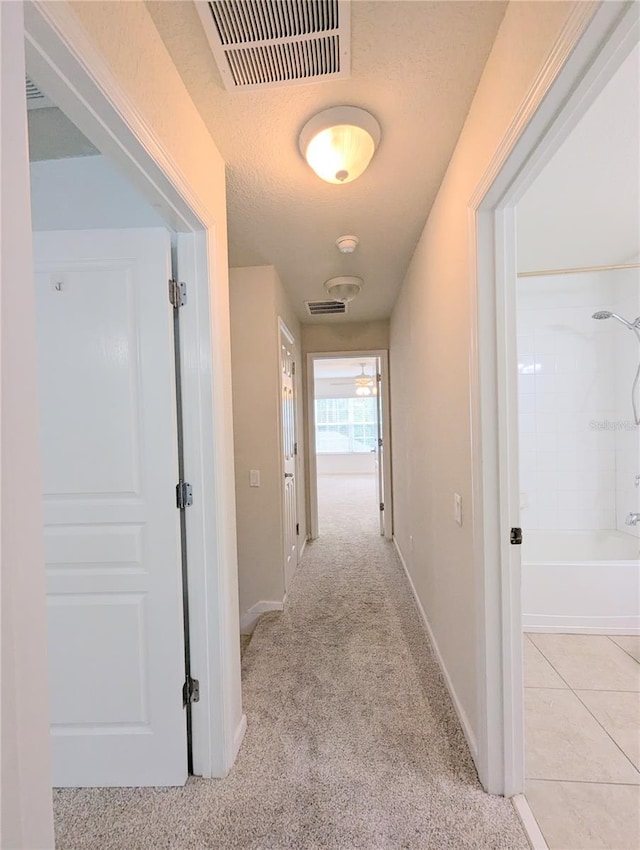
[34,227,188,787]
[280,326,297,589]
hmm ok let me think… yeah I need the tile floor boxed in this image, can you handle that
[524,633,640,850]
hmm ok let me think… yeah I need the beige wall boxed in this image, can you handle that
[390,1,577,749]
[230,267,305,625]
[301,319,389,355]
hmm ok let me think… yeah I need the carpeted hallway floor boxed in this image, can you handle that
[53,474,528,849]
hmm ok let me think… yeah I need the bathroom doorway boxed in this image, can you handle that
[514,41,640,847]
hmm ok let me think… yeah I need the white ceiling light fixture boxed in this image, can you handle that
[324,275,362,303]
[336,234,359,253]
[299,106,381,184]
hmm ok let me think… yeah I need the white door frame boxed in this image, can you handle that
[1,3,56,846]
[470,1,639,796]
[306,349,393,540]
[19,0,245,783]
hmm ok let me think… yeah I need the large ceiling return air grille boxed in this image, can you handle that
[196,0,351,91]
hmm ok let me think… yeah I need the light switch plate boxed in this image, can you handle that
[454,493,462,526]
[250,469,260,487]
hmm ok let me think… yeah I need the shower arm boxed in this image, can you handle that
[592,311,640,426]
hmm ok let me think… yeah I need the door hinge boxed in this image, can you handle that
[378,437,383,448]
[380,502,384,512]
[296,522,299,535]
[510,527,523,545]
[292,361,296,376]
[376,372,382,382]
[169,278,187,308]
[294,441,298,456]
[183,675,200,706]
[176,480,193,510]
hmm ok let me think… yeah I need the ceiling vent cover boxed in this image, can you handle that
[305,300,347,316]
[196,1,351,91]
[25,77,54,109]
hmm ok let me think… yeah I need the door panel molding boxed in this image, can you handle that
[35,227,187,787]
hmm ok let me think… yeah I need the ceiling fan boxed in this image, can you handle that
[327,363,377,395]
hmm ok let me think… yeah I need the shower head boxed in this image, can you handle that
[593,310,640,427]
[592,310,638,330]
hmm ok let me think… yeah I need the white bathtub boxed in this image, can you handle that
[522,530,640,635]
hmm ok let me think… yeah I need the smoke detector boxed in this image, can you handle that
[324,275,362,303]
[336,235,359,254]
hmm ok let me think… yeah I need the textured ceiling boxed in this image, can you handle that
[146,1,507,322]
[518,42,640,272]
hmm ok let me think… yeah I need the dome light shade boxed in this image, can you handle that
[324,275,362,303]
[299,106,380,184]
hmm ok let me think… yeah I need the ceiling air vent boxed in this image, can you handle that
[195,0,351,91]
[25,77,54,110]
[305,300,347,316]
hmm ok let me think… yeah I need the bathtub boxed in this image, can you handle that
[522,530,640,635]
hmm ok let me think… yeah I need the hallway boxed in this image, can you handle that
[53,478,527,849]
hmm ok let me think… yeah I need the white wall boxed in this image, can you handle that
[517,272,615,531]
[389,0,578,758]
[30,156,167,231]
[317,453,376,475]
[517,269,639,537]
[229,266,306,625]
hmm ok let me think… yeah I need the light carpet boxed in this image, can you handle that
[53,474,528,849]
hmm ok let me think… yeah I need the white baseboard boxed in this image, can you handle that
[240,600,284,634]
[512,794,549,850]
[524,616,640,635]
[299,537,308,560]
[393,537,478,760]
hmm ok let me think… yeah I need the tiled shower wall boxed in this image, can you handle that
[614,268,640,538]
[517,269,639,533]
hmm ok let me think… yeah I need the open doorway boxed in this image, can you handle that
[470,1,639,843]
[514,40,640,849]
[26,73,192,787]
[307,351,392,540]
[314,356,379,535]
[4,6,243,839]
